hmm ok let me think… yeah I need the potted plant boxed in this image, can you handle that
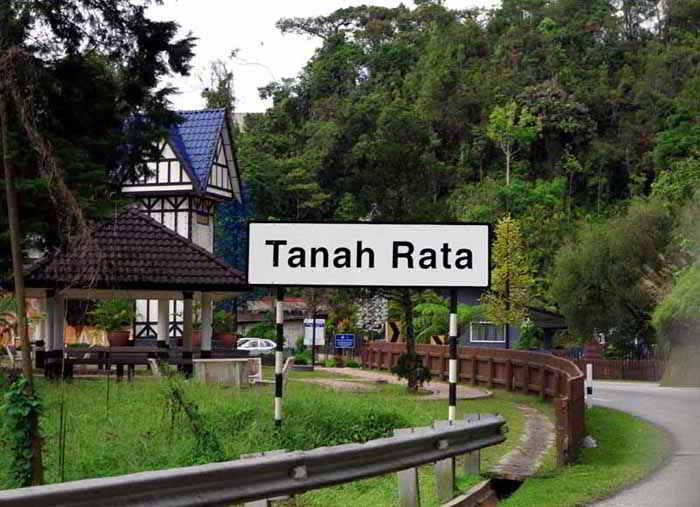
[88,298,135,347]
[192,318,202,348]
[213,309,235,347]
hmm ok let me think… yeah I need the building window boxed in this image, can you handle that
[470,321,506,343]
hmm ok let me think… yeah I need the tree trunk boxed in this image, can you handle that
[506,150,511,186]
[1,96,43,485]
[402,288,418,392]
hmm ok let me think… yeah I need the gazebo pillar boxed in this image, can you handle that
[157,299,169,348]
[53,291,65,353]
[200,293,213,359]
[35,292,50,369]
[182,292,193,376]
[43,290,54,353]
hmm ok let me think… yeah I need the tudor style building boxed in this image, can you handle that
[120,108,242,344]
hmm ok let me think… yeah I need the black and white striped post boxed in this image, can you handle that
[448,289,458,422]
[275,286,285,427]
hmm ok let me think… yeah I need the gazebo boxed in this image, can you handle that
[10,208,251,374]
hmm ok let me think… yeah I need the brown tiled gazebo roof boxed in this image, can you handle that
[21,208,249,294]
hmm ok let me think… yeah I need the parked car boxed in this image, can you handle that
[237,338,276,355]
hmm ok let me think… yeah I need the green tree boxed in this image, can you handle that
[201,54,236,110]
[0,0,194,485]
[481,215,535,348]
[550,200,672,346]
[486,102,541,185]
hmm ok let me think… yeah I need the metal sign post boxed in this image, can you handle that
[312,310,317,370]
[275,287,285,427]
[448,289,458,422]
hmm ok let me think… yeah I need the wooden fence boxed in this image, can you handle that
[362,342,586,465]
[572,359,665,381]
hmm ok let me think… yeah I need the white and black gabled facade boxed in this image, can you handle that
[120,108,242,342]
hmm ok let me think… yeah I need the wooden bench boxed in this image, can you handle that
[63,346,165,380]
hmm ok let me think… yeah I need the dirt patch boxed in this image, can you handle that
[316,367,491,400]
[298,378,377,392]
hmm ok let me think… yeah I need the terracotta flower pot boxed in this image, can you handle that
[215,332,235,348]
[192,330,201,347]
[108,330,130,347]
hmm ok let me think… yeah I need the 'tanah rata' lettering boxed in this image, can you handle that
[265,240,375,268]
[392,241,472,269]
[265,240,473,270]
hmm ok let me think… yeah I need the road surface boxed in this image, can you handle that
[591,381,700,507]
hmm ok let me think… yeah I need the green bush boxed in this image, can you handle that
[391,353,431,387]
[295,349,312,365]
[88,298,135,332]
[515,319,541,350]
[294,336,307,354]
[324,359,337,367]
[345,360,360,368]
[275,396,409,449]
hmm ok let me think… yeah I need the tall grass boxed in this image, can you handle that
[0,376,538,491]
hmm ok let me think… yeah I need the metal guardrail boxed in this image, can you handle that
[0,414,506,507]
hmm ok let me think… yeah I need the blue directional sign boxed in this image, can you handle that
[334,334,355,349]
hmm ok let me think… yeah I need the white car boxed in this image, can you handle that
[237,338,276,355]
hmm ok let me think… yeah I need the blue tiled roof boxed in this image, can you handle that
[169,108,227,191]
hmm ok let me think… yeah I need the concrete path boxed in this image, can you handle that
[491,404,555,480]
[591,381,700,507]
[315,367,490,399]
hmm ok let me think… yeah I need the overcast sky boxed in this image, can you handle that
[147,1,500,113]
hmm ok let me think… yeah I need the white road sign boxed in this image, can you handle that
[303,319,325,346]
[248,222,490,288]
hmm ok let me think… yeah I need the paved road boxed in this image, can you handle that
[591,381,700,507]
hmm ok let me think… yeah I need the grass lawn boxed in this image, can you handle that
[502,406,674,507]
[0,371,549,506]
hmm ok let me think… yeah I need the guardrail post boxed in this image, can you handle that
[394,428,422,507]
[464,414,481,475]
[241,449,288,507]
[433,420,455,504]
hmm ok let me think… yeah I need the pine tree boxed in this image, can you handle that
[481,215,535,348]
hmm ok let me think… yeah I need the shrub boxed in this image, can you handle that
[88,298,135,332]
[294,336,307,354]
[295,349,312,365]
[277,395,409,449]
[324,359,337,367]
[345,360,360,368]
[212,310,233,334]
[391,353,431,387]
[515,319,541,350]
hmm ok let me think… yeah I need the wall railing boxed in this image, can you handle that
[362,342,585,464]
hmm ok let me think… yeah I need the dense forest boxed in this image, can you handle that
[233,0,700,371]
